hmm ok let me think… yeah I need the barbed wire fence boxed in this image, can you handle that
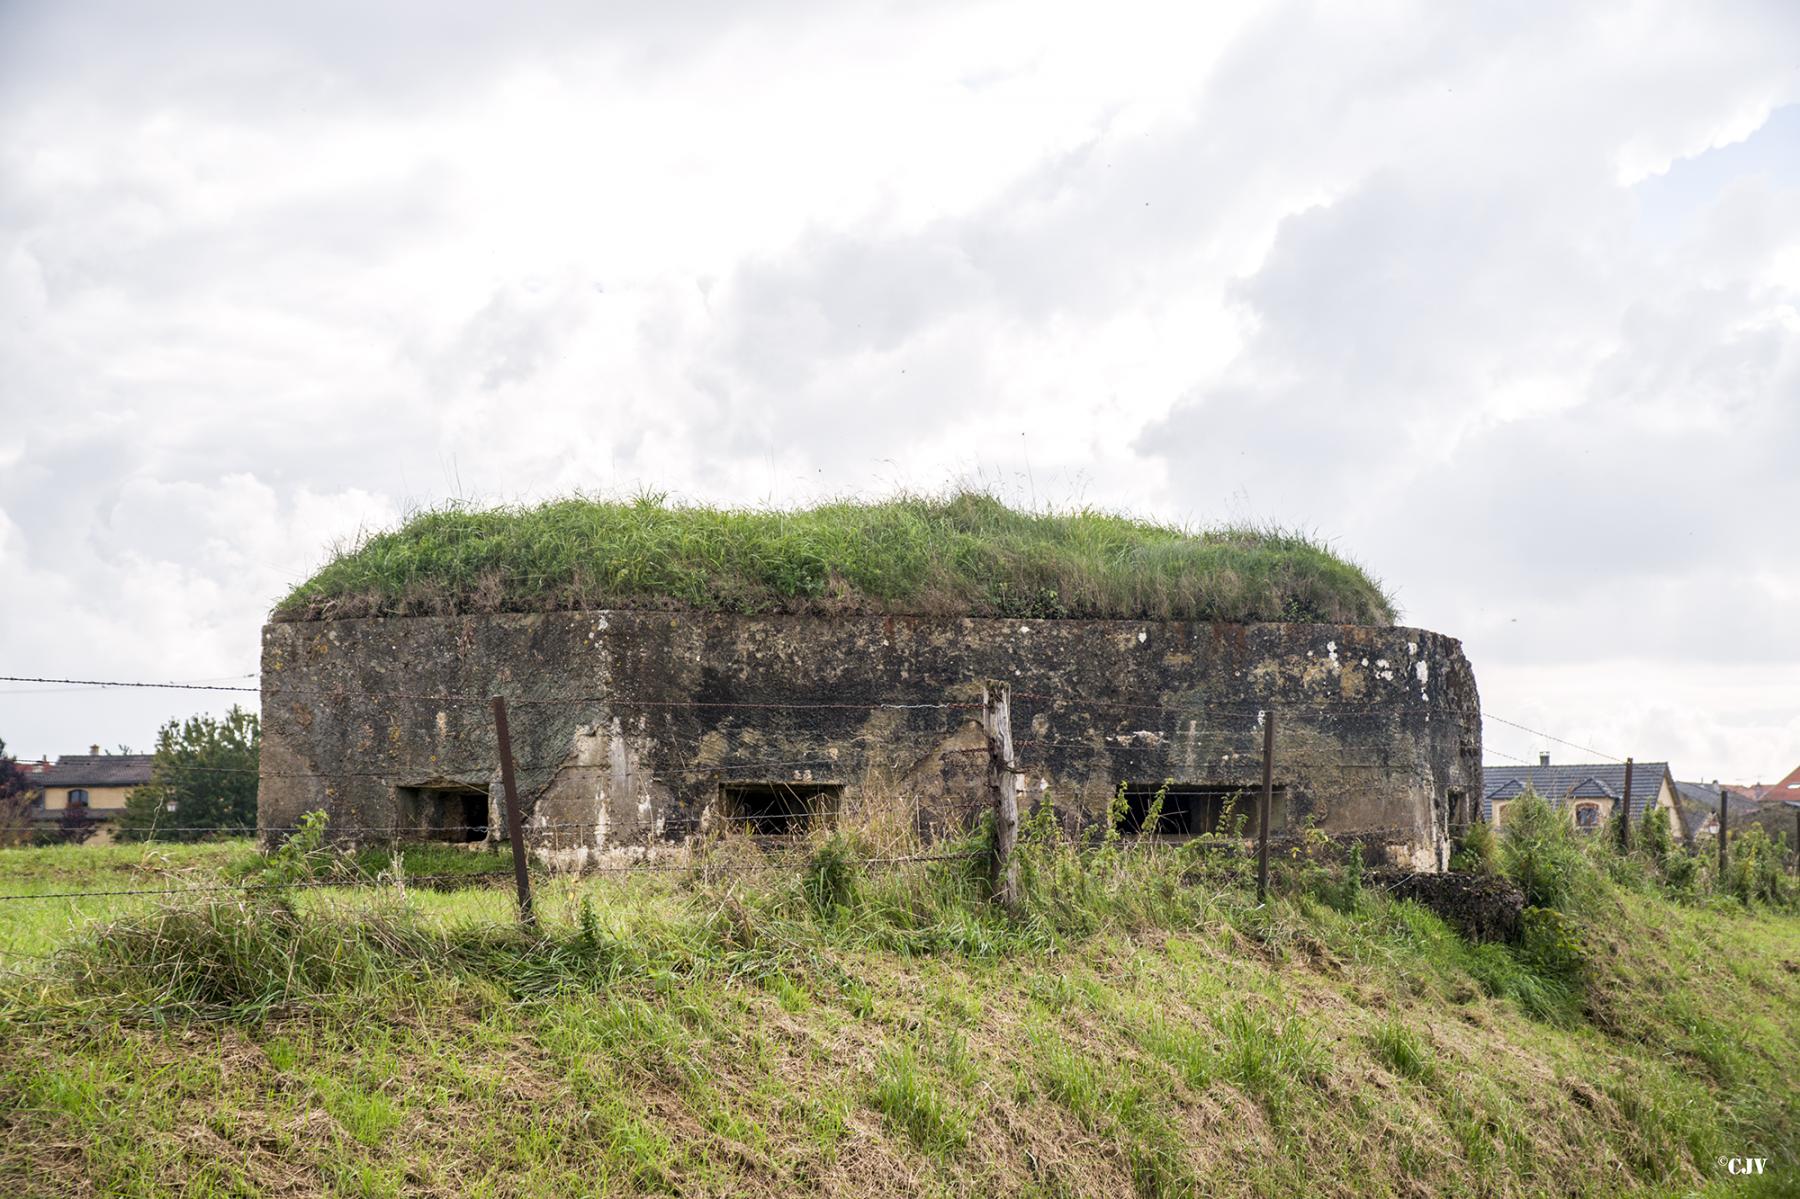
[0,671,1780,921]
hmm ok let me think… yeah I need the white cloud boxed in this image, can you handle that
[0,0,1796,782]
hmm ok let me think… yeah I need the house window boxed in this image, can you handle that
[1574,803,1600,830]
[397,785,490,843]
[1113,784,1284,837]
[67,789,89,809]
[719,783,842,836]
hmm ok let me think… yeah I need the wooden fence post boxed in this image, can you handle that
[1717,786,1728,885]
[1618,758,1634,852]
[983,683,1019,911]
[491,696,536,929]
[1257,707,1274,905]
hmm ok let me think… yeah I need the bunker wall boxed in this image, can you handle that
[258,612,1480,870]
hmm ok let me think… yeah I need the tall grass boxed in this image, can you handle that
[3,811,1796,1197]
[275,490,1396,625]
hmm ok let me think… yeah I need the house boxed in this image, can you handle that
[1672,780,1724,842]
[1676,772,1800,846]
[1760,762,1800,803]
[1483,754,1684,837]
[34,748,155,834]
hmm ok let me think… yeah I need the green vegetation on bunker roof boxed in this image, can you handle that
[274,491,1397,625]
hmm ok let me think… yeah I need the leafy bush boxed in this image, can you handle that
[0,737,40,847]
[1517,906,1588,990]
[118,706,259,841]
[1637,806,1674,863]
[1450,819,1498,875]
[1497,788,1595,911]
[1721,825,1795,908]
[1661,846,1702,895]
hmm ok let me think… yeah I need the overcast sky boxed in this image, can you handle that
[2,1,1796,783]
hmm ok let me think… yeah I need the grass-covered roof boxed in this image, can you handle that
[275,492,1396,625]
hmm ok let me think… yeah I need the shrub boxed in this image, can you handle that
[1720,825,1795,908]
[1497,788,1594,911]
[1637,807,1674,864]
[1450,819,1498,875]
[800,833,865,918]
[1661,847,1701,896]
[57,891,439,1019]
[1517,906,1587,991]
[246,810,335,898]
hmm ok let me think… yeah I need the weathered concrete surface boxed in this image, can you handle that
[258,613,1480,870]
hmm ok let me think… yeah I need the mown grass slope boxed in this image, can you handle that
[0,816,1794,1198]
[274,491,1396,625]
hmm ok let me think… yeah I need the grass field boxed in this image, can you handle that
[274,491,1397,626]
[0,823,1794,1198]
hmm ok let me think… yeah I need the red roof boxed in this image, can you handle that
[1763,763,1800,800]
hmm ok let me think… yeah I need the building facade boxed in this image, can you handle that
[1483,756,1684,837]
[34,750,155,837]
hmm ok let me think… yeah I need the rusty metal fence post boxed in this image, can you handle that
[1257,708,1274,905]
[491,696,536,928]
[983,682,1019,912]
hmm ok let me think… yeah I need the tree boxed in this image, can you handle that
[0,738,41,847]
[118,706,260,841]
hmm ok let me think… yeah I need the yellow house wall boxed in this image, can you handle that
[41,785,135,813]
[1651,778,1683,837]
[1492,777,1682,833]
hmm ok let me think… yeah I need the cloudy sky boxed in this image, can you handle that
[1,0,1796,783]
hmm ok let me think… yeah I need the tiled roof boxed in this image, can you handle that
[1762,763,1800,799]
[1481,761,1670,823]
[1675,780,1798,822]
[38,754,155,788]
[1672,780,1722,810]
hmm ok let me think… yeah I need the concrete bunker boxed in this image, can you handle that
[256,495,1481,871]
[258,612,1481,871]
